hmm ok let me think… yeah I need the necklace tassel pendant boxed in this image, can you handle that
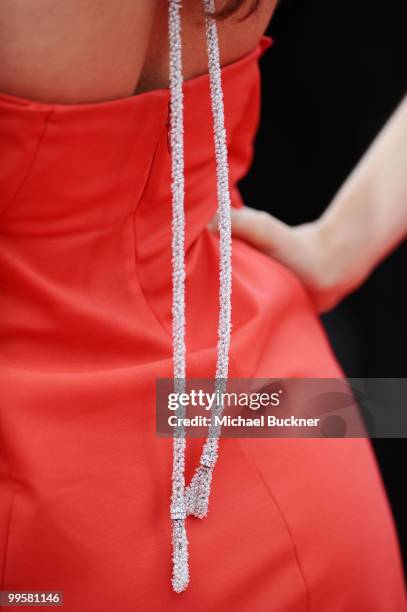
[171,517,190,593]
[185,464,213,519]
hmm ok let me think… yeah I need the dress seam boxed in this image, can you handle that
[132,128,173,341]
[0,433,17,600]
[237,439,311,612]
[0,484,15,601]
[0,108,54,218]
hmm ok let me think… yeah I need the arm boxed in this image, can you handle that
[220,96,407,312]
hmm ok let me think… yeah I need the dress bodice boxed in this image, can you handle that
[0,36,272,241]
[0,36,272,368]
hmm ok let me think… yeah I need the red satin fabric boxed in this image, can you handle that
[0,37,405,611]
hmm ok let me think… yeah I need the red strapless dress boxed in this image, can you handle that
[0,37,405,611]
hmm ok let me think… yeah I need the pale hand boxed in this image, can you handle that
[209,206,368,314]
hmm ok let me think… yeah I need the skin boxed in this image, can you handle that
[215,96,407,313]
[0,0,277,103]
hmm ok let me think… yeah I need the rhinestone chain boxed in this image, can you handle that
[168,0,232,593]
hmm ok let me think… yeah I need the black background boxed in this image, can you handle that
[239,0,407,570]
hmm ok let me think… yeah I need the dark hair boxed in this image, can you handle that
[213,0,261,20]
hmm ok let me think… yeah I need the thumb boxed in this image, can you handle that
[230,206,290,256]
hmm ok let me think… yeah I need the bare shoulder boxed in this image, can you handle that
[138,0,277,93]
[0,0,158,103]
[0,0,276,104]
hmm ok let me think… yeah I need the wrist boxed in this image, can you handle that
[316,213,371,297]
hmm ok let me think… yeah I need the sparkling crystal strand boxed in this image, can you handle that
[185,0,233,519]
[167,0,233,591]
[185,464,214,518]
[168,0,189,593]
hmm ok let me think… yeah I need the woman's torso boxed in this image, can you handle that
[1,3,407,609]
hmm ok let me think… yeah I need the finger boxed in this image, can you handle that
[231,206,289,254]
[207,212,219,232]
